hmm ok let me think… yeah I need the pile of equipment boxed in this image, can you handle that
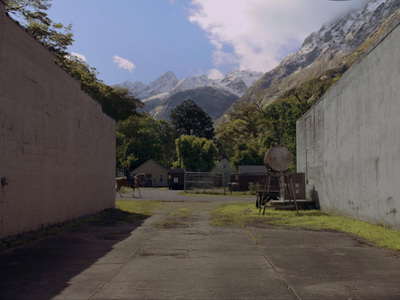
[256,145,314,214]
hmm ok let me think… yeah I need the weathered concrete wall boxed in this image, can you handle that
[297,13,400,229]
[0,6,116,238]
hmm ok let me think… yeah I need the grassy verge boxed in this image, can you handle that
[155,207,193,229]
[211,202,400,252]
[179,190,256,197]
[116,199,163,216]
[117,187,169,194]
[158,206,193,228]
[1,200,163,251]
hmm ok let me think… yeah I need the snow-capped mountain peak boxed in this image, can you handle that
[136,71,179,100]
[237,0,400,109]
[118,69,263,103]
[217,70,264,96]
[169,75,214,95]
[115,69,263,120]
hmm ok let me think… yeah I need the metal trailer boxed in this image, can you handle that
[229,173,267,192]
[167,169,185,190]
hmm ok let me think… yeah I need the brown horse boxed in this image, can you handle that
[115,173,145,198]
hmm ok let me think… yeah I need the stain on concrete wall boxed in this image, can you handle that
[297,13,400,229]
[0,6,116,238]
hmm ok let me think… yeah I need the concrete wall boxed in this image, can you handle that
[297,13,400,229]
[0,6,116,238]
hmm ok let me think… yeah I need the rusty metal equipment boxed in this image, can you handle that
[257,145,308,215]
[264,145,293,172]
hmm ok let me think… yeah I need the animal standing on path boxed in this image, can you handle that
[115,173,145,198]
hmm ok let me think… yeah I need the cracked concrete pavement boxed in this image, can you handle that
[1,189,399,299]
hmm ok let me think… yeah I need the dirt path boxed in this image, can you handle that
[1,193,399,299]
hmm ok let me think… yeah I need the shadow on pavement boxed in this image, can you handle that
[0,209,149,300]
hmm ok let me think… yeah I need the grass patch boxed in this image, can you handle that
[211,202,400,251]
[155,206,193,229]
[116,199,163,216]
[168,207,193,218]
[155,220,189,229]
[179,191,254,197]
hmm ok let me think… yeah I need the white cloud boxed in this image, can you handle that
[207,69,225,80]
[113,55,136,72]
[71,52,87,61]
[189,0,368,73]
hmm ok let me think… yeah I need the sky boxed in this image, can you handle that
[45,0,369,86]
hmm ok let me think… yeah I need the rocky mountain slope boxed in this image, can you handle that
[117,70,263,120]
[227,0,400,120]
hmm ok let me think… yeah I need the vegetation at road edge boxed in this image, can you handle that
[211,203,400,251]
[116,200,163,217]
[155,206,193,229]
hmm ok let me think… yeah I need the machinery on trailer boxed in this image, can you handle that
[256,145,314,214]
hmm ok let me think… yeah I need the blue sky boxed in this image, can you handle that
[46,0,369,85]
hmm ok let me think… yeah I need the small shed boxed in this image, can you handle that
[230,165,269,191]
[132,159,169,187]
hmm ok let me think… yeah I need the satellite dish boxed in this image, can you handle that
[264,145,293,172]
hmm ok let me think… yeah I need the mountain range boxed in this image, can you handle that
[117,0,400,123]
[117,70,263,120]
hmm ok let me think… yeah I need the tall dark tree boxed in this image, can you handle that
[170,99,214,139]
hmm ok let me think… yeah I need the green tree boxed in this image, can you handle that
[261,100,292,146]
[117,115,176,169]
[156,119,177,168]
[230,140,266,171]
[5,0,73,59]
[215,103,263,158]
[60,57,143,121]
[174,135,218,172]
[215,70,340,171]
[170,99,214,139]
[261,99,312,155]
